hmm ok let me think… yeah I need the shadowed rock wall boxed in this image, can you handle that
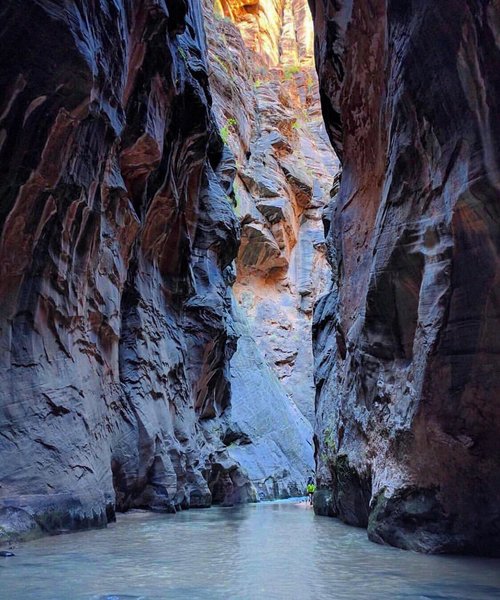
[310,0,500,555]
[0,0,313,544]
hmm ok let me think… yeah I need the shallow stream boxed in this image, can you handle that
[1,501,499,599]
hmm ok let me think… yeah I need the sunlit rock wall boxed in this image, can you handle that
[215,0,314,66]
[310,0,500,556]
[0,0,314,544]
[206,0,339,423]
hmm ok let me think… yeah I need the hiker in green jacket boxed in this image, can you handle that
[306,476,316,505]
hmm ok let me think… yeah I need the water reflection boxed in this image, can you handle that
[1,502,499,599]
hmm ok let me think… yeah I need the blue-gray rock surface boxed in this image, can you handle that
[0,0,315,543]
[310,0,500,556]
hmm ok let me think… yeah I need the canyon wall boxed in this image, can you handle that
[310,0,500,555]
[215,0,314,67]
[207,0,339,423]
[0,0,314,545]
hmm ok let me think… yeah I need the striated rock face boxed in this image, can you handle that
[0,0,313,544]
[310,0,500,555]
[226,300,313,500]
[206,1,339,423]
[215,0,314,67]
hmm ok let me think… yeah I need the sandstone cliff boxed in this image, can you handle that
[0,0,314,544]
[206,0,338,423]
[310,0,500,555]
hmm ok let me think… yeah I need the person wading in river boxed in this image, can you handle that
[306,477,316,506]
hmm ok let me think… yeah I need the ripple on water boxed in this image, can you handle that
[403,581,500,600]
[93,596,147,600]
[1,503,500,600]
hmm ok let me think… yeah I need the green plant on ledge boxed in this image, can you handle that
[220,117,237,144]
[178,46,189,68]
[324,425,337,453]
[213,54,230,74]
[320,425,337,467]
[284,64,301,80]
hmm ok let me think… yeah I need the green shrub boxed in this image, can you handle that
[213,54,230,74]
[178,46,189,68]
[284,65,301,80]
[220,117,238,144]
[324,426,336,452]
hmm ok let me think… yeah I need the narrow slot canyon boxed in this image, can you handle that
[0,0,499,598]
[205,0,339,501]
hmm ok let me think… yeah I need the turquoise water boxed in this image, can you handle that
[1,501,499,599]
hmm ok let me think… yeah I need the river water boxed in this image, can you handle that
[1,501,499,600]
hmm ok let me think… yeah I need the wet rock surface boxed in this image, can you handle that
[0,0,315,544]
[227,302,314,500]
[310,0,500,555]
